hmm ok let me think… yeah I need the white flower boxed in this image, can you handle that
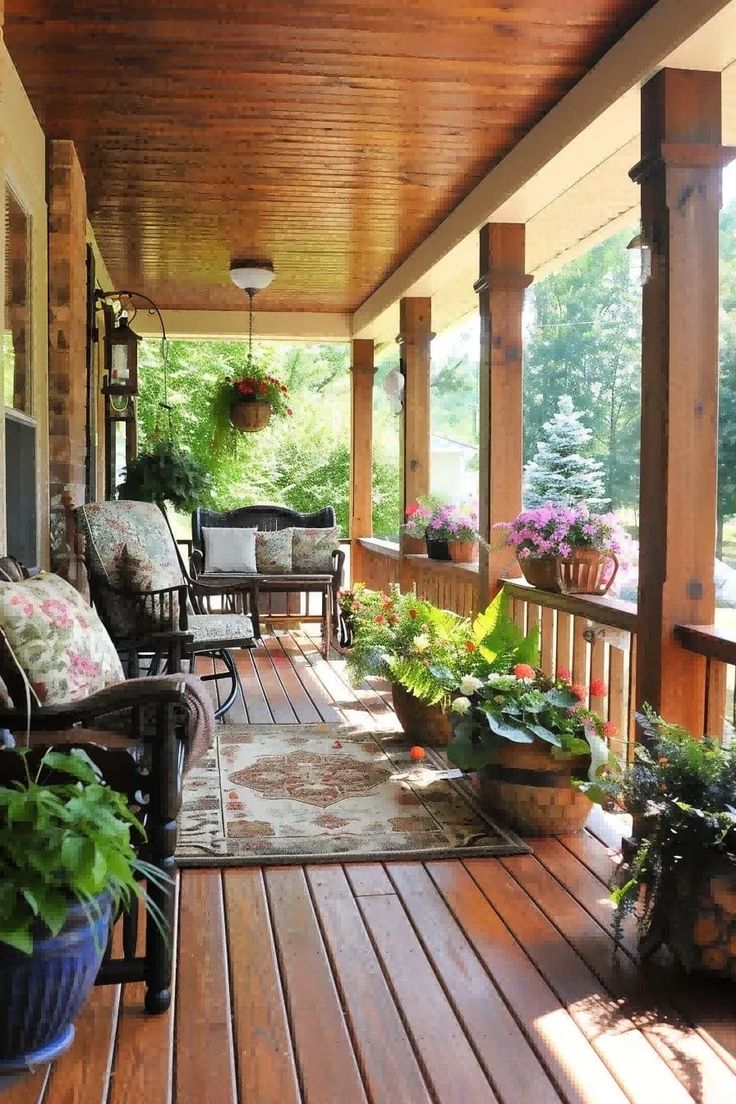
[413,633,431,654]
[451,696,471,715]
[459,674,483,696]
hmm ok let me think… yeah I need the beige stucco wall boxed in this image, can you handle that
[0,40,49,566]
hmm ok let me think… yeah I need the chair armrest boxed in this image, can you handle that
[0,675,192,732]
[189,548,204,578]
[332,547,346,589]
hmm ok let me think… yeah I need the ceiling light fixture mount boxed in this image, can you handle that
[229,260,275,295]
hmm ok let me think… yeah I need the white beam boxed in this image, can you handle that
[132,309,351,343]
[352,0,734,342]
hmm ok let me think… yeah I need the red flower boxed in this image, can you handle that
[258,381,267,393]
[571,683,587,701]
[603,721,618,739]
[375,615,385,624]
[408,609,418,619]
[465,641,477,653]
[287,408,293,416]
[514,663,535,680]
[557,667,572,682]
[405,501,420,517]
[590,678,608,697]
[281,384,288,392]
[389,614,399,624]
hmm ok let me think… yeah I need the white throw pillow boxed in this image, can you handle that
[202,527,258,573]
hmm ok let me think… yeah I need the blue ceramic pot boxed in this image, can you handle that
[0,892,113,1080]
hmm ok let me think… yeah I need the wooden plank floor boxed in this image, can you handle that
[7,629,736,1104]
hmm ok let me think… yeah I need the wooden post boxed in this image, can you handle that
[349,338,376,584]
[632,69,734,734]
[398,297,431,555]
[476,224,532,607]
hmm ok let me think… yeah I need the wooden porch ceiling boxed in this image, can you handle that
[4,1,657,315]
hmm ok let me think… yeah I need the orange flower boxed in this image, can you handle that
[375,615,385,624]
[557,667,572,681]
[590,678,607,697]
[409,746,426,761]
[408,609,418,619]
[571,683,587,701]
[513,663,535,680]
[603,721,618,739]
[465,641,477,653]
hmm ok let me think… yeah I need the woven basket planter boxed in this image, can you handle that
[556,549,618,596]
[518,556,561,592]
[666,859,736,979]
[391,685,452,747]
[448,540,478,564]
[479,742,591,835]
[230,400,272,432]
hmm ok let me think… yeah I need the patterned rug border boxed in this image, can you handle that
[177,722,532,868]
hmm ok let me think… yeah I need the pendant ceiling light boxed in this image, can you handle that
[229,260,275,369]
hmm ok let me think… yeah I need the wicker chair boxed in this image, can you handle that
[0,555,215,1014]
[75,501,256,718]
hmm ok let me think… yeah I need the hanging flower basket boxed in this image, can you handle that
[229,399,272,432]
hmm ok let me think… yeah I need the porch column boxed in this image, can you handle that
[633,69,729,734]
[349,338,376,583]
[476,224,532,607]
[398,296,431,553]
[47,139,88,563]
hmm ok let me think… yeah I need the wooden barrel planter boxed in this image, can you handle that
[479,742,591,835]
[448,540,478,564]
[230,400,272,432]
[391,684,452,747]
[665,858,736,979]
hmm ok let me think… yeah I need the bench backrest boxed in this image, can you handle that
[191,504,336,558]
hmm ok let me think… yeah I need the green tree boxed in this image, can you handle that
[524,396,608,509]
[523,229,642,512]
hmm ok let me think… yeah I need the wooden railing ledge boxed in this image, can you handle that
[357,537,401,559]
[501,578,638,633]
[674,622,736,666]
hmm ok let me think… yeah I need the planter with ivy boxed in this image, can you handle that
[0,748,167,1083]
[117,438,213,513]
[212,366,292,440]
[585,709,736,978]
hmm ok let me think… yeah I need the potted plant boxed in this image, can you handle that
[212,363,292,438]
[118,438,213,513]
[336,583,366,648]
[585,709,736,977]
[495,505,623,594]
[0,748,168,1081]
[447,665,612,835]
[403,499,482,562]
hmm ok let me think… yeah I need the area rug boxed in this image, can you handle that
[177,723,531,866]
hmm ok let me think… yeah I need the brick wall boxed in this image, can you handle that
[47,140,88,562]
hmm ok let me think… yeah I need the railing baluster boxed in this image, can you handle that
[572,616,589,700]
[705,657,728,741]
[540,606,555,675]
[556,611,573,679]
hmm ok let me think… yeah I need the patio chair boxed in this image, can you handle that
[75,500,256,718]
[0,554,215,1014]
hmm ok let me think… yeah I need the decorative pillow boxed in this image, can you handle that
[255,528,293,575]
[0,572,124,707]
[117,543,181,632]
[292,526,340,574]
[202,527,257,573]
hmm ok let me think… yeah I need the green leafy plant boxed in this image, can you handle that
[0,748,169,954]
[118,438,213,513]
[587,708,736,960]
[447,665,610,782]
[346,587,539,707]
[211,360,291,450]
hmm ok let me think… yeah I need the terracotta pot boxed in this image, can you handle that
[448,540,478,564]
[479,741,591,835]
[557,549,618,596]
[425,537,451,562]
[230,400,272,432]
[662,857,736,979]
[391,684,452,747]
[518,556,561,592]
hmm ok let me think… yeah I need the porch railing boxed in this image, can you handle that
[675,623,736,745]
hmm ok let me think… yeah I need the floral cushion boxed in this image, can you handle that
[77,501,183,639]
[255,528,293,575]
[118,543,181,632]
[292,526,340,574]
[0,572,124,707]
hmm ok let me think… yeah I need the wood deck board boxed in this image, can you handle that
[18,629,734,1104]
